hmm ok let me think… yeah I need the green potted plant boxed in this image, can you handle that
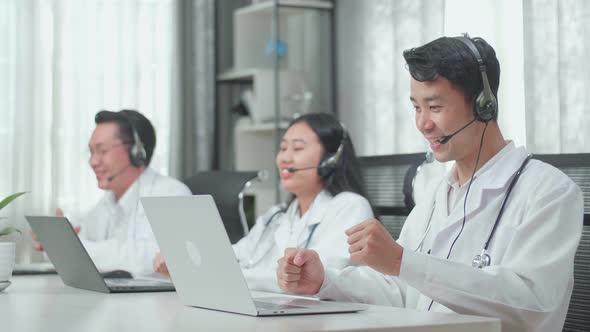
[0,192,27,290]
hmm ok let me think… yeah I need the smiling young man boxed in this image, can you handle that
[276,36,583,332]
[33,110,191,275]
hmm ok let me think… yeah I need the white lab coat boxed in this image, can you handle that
[233,190,374,293]
[75,168,191,276]
[318,143,583,332]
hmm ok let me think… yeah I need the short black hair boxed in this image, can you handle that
[403,36,501,120]
[94,109,156,166]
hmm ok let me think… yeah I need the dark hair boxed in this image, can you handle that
[94,109,156,166]
[287,113,371,203]
[403,36,500,120]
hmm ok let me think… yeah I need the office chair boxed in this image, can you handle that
[533,153,590,332]
[184,171,260,244]
[358,152,432,239]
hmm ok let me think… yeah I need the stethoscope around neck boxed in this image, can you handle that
[244,207,320,269]
[415,154,532,269]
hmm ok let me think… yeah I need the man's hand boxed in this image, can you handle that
[346,219,404,276]
[276,248,324,295]
[153,252,170,277]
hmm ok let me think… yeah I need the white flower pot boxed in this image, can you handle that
[0,242,16,282]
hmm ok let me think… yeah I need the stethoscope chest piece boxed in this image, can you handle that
[472,249,491,269]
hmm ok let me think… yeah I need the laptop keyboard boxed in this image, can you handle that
[254,298,321,310]
[254,301,305,310]
[105,278,170,286]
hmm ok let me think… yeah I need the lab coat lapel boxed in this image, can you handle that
[303,191,331,227]
[273,200,298,249]
[273,191,332,249]
[296,191,332,248]
[437,145,529,233]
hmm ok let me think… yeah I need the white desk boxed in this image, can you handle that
[0,276,500,332]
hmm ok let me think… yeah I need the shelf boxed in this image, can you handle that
[223,0,333,207]
[236,0,333,16]
[236,121,290,133]
[216,68,257,83]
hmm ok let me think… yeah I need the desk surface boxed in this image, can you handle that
[1,276,500,332]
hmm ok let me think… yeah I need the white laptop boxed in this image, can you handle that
[26,216,174,293]
[141,195,368,316]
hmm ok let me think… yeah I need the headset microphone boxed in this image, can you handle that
[286,166,318,173]
[107,164,132,182]
[438,118,477,144]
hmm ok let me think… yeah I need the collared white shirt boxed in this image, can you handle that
[75,168,191,276]
[318,143,583,332]
[233,190,374,293]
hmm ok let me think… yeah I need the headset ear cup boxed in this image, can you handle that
[129,142,147,167]
[318,166,335,178]
[129,144,139,167]
[317,153,336,178]
[474,91,497,122]
[318,125,347,179]
[129,128,147,167]
[473,91,485,121]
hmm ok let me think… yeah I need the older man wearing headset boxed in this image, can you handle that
[32,110,191,276]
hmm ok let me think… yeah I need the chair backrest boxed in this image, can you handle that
[532,153,590,332]
[358,153,430,239]
[183,171,259,244]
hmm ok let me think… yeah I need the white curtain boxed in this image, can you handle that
[336,0,445,156]
[523,0,590,153]
[0,0,179,263]
[444,0,527,148]
[171,0,216,178]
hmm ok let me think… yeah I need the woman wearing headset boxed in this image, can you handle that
[154,112,375,293]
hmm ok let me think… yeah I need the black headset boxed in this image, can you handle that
[119,113,147,167]
[455,35,498,123]
[317,126,347,178]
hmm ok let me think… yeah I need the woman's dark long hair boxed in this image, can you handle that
[286,113,375,216]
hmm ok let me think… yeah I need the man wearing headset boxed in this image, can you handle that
[32,110,191,275]
[276,35,583,332]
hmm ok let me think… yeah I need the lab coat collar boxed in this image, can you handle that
[445,141,520,190]
[104,167,155,216]
[438,142,529,228]
[286,190,334,227]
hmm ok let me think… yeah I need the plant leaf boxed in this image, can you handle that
[0,192,28,210]
[0,226,21,237]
